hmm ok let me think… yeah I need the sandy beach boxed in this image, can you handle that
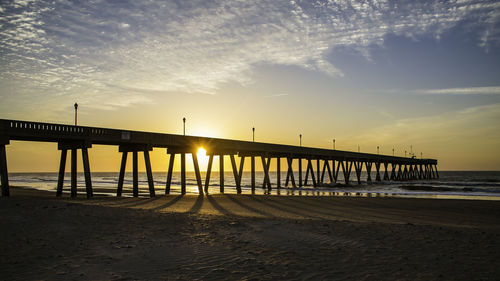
[1,187,500,280]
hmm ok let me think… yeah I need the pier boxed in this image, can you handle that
[0,119,438,198]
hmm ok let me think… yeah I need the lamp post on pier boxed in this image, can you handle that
[183,117,186,136]
[299,134,302,147]
[392,147,394,156]
[377,146,379,154]
[405,150,407,158]
[333,139,335,150]
[252,127,255,142]
[74,103,78,126]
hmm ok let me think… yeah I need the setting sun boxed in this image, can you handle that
[196,147,209,170]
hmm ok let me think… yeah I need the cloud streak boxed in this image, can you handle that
[416,86,500,95]
[1,0,499,108]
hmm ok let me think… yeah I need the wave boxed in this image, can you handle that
[400,185,500,193]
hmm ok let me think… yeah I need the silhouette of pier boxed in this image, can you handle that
[0,119,438,198]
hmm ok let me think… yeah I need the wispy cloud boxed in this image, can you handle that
[1,0,499,108]
[415,86,500,95]
[265,93,289,98]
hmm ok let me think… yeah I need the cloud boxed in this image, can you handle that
[0,0,499,108]
[415,86,500,95]
[265,93,289,98]
[414,87,500,95]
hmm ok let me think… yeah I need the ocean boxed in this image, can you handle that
[7,171,500,200]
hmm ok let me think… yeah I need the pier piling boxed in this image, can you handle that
[118,144,154,197]
[56,141,92,198]
[0,142,9,196]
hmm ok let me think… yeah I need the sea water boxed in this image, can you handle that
[7,171,500,200]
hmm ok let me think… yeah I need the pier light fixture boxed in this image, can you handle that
[333,139,336,150]
[392,147,394,156]
[183,117,186,136]
[299,134,302,147]
[252,127,255,142]
[421,152,423,159]
[405,150,407,158]
[74,103,78,126]
[377,146,379,154]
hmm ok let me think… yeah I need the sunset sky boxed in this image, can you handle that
[1,0,499,172]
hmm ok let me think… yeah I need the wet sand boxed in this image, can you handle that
[1,187,500,280]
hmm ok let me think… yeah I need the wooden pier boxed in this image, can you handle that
[0,119,438,198]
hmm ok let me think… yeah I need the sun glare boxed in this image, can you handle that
[196,147,209,169]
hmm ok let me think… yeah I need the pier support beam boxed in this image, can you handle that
[298,158,303,187]
[390,163,396,180]
[192,153,203,194]
[117,144,154,197]
[57,140,93,198]
[166,148,206,195]
[133,151,139,197]
[418,164,424,179]
[276,157,281,189]
[316,159,321,184]
[251,156,255,192]
[204,154,214,194]
[82,147,93,197]
[341,160,353,185]
[220,155,225,193]
[230,154,242,194]
[71,148,77,197]
[320,159,333,184]
[165,154,174,194]
[304,158,317,187]
[383,162,389,181]
[333,160,340,183]
[285,156,296,188]
[353,161,362,184]
[365,162,373,183]
[0,140,10,197]
[238,156,245,192]
[429,164,435,179]
[56,149,67,197]
[181,153,186,194]
[201,154,225,193]
[261,156,272,192]
[408,165,414,180]
[375,162,381,182]
[397,164,403,181]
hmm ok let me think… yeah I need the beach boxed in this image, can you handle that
[1,187,500,280]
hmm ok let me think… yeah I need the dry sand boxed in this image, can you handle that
[1,187,500,280]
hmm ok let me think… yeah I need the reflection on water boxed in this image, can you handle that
[8,171,500,200]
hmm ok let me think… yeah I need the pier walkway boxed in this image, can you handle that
[0,119,438,198]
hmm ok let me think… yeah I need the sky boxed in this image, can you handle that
[1,0,500,172]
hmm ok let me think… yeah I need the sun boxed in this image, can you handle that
[196,147,209,169]
[197,147,207,157]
